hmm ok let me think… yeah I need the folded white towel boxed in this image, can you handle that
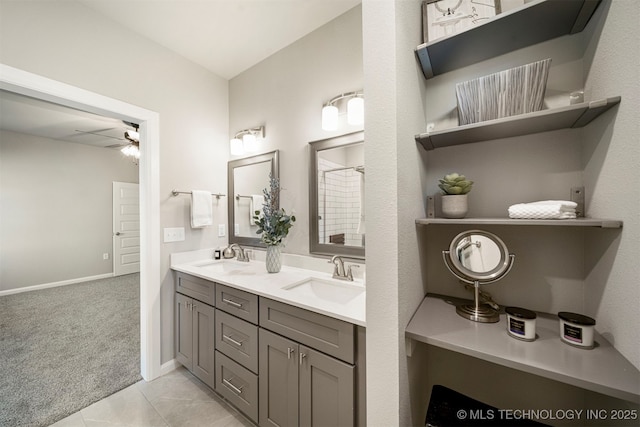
[250,194,265,222]
[508,200,577,219]
[190,190,213,228]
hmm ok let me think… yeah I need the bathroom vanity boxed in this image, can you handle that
[171,250,366,426]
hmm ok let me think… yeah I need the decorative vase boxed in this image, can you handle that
[441,194,468,219]
[265,244,282,273]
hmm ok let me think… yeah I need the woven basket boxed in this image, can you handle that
[455,58,551,125]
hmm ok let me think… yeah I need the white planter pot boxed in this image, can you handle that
[265,244,282,273]
[441,195,468,219]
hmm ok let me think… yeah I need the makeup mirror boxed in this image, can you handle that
[442,229,515,323]
[309,131,364,259]
[228,150,278,247]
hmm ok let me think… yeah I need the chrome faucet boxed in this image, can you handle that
[329,255,357,281]
[225,243,250,262]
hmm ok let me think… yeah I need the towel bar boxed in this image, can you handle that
[171,190,226,199]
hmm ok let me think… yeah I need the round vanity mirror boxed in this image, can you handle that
[443,230,515,323]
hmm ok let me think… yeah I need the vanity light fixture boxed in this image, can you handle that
[321,91,364,131]
[230,126,264,156]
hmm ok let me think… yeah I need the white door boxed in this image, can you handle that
[113,181,140,276]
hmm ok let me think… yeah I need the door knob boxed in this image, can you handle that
[115,232,123,236]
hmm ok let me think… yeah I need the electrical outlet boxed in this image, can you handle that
[234,224,240,235]
[164,227,185,243]
[218,224,226,237]
[103,253,109,260]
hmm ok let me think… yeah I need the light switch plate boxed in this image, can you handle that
[164,227,185,243]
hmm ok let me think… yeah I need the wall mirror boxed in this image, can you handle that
[442,229,515,323]
[228,150,279,247]
[309,131,364,259]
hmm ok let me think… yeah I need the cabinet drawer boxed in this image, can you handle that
[260,297,355,364]
[176,272,215,306]
[215,309,258,374]
[215,351,258,423]
[216,284,258,324]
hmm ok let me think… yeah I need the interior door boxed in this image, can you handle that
[113,181,140,276]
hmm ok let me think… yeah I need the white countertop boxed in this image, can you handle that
[171,249,366,327]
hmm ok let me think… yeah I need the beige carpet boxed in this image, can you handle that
[0,273,141,427]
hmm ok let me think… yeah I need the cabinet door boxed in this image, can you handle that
[259,329,299,427]
[175,293,193,370]
[299,345,355,427]
[192,300,215,389]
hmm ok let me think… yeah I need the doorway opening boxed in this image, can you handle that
[0,63,162,381]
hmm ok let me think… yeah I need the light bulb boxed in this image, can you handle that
[243,133,258,152]
[121,144,138,157]
[230,138,244,155]
[322,104,339,131]
[347,96,364,125]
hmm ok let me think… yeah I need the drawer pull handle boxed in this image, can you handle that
[287,347,294,359]
[222,298,243,308]
[222,334,244,347]
[223,378,244,395]
[299,352,307,365]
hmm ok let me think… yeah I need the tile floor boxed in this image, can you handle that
[50,366,255,427]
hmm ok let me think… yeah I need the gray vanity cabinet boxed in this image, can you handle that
[259,299,359,427]
[174,271,366,426]
[175,292,215,389]
[259,328,355,427]
[299,345,355,427]
[259,328,300,427]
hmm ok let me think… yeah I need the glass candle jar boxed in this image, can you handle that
[506,306,537,341]
[558,311,596,349]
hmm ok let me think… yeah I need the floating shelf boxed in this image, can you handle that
[415,0,601,79]
[415,97,621,151]
[415,217,623,229]
[406,295,640,404]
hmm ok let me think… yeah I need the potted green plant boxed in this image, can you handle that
[253,173,296,273]
[438,172,473,218]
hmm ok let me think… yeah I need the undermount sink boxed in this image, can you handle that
[191,260,252,275]
[283,278,364,305]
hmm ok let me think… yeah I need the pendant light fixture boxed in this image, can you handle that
[321,91,364,131]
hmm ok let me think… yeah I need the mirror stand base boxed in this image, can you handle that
[456,304,500,323]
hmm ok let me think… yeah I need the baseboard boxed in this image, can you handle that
[160,359,180,376]
[0,273,114,296]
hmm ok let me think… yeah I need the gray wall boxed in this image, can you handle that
[0,130,138,291]
[229,5,364,257]
[0,0,230,364]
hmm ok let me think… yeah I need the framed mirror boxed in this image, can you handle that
[442,229,515,323]
[228,150,279,247]
[309,131,364,259]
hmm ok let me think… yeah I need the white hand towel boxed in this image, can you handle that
[250,194,265,222]
[190,190,213,228]
[508,200,577,219]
